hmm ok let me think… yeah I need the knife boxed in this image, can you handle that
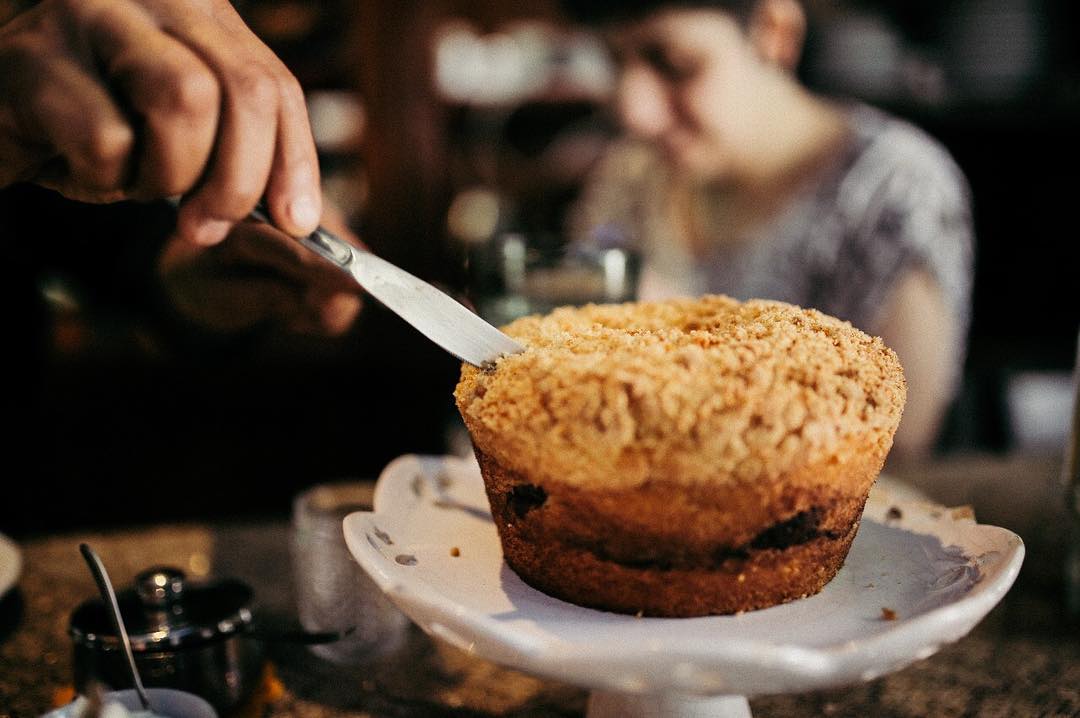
[172,199,525,366]
[265,209,524,367]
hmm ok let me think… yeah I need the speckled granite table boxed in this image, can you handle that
[3,457,1080,717]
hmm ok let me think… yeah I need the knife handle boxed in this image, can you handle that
[166,196,358,270]
[248,202,356,269]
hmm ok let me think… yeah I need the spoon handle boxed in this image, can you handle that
[79,544,152,711]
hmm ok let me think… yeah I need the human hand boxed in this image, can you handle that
[157,204,363,336]
[0,0,321,245]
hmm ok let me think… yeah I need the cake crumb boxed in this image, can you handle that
[881,607,897,621]
[450,546,461,557]
[951,505,976,520]
[886,506,902,521]
[634,609,644,618]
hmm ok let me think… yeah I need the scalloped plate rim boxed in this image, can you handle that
[343,454,1024,696]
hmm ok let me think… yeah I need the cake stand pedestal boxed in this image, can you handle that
[343,455,1024,718]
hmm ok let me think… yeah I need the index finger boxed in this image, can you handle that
[159,4,322,243]
[207,2,322,236]
[83,0,221,199]
[261,65,322,238]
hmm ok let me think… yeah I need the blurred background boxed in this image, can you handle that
[1,0,1077,535]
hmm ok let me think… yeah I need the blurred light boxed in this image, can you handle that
[559,32,615,99]
[433,19,613,106]
[601,249,629,300]
[307,91,365,152]
[434,21,488,102]
[447,187,502,245]
[484,32,536,104]
[1007,371,1074,451]
[39,276,80,312]
[501,233,527,293]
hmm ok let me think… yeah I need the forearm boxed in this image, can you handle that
[876,268,960,460]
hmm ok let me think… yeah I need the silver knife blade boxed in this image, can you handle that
[248,205,524,366]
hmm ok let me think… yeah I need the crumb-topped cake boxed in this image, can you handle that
[455,295,906,617]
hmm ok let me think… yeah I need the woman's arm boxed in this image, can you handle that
[875,267,959,460]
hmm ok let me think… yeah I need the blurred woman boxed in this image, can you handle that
[565,0,973,458]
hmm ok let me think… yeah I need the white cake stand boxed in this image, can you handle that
[343,455,1024,718]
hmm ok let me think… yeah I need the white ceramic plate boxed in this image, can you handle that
[0,532,20,597]
[41,688,217,718]
[343,455,1024,698]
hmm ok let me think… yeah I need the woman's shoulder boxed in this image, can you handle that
[829,102,971,221]
[843,103,969,191]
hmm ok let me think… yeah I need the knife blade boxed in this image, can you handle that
[249,205,525,367]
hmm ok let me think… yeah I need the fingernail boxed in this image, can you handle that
[288,195,321,231]
[194,219,232,245]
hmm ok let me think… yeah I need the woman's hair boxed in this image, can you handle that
[558,0,759,26]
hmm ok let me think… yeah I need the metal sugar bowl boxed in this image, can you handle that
[69,566,265,712]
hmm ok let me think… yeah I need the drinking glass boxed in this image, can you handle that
[477,231,639,326]
[290,481,409,663]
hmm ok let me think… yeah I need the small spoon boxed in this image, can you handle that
[79,680,105,718]
[79,543,152,711]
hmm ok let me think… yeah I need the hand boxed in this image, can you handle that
[158,205,363,336]
[0,0,321,245]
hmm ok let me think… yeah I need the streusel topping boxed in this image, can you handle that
[455,295,905,489]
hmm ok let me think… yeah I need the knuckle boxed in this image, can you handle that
[276,72,306,112]
[82,121,133,168]
[228,66,277,110]
[169,66,220,117]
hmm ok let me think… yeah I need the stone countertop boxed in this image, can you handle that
[3,454,1079,717]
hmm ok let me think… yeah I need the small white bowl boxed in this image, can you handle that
[42,688,217,718]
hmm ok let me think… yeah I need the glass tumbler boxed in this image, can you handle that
[477,231,640,327]
[290,481,409,663]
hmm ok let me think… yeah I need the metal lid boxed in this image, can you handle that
[69,566,254,651]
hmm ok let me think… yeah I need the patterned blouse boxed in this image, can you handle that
[569,102,974,395]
